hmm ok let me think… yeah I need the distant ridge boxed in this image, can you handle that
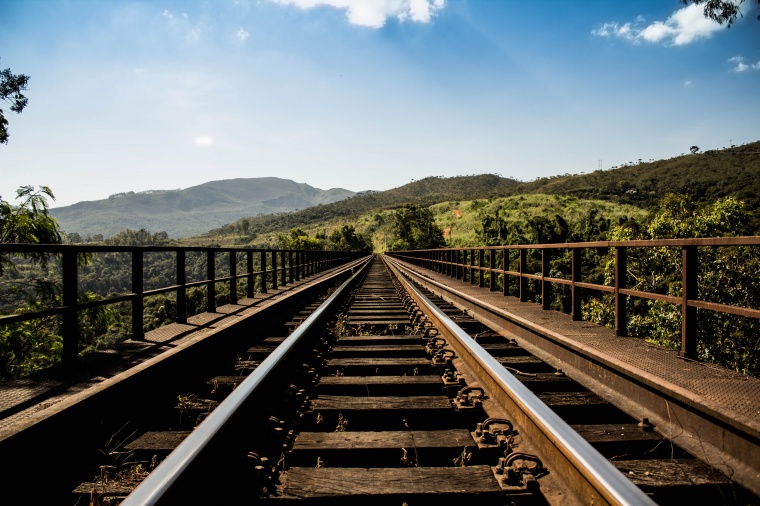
[200,140,760,241]
[50,177,355,238]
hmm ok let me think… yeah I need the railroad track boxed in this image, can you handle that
[23,255,757,504]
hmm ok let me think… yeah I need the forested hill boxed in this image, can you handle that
[521,141,760,209]
[200,141,760,241]
[201,174,523,239]
[49,177,355,239]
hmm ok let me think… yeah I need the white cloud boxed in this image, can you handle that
[236,27,249,42]
[161,9,173,19]
[593,3,725,46]
[734,62,749,72]
[193,136,214,147]
[133,68,146,74]
[684,80,693,87]
[727,55,760,72]
[271,0,445,28]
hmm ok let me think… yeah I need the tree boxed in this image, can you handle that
[690,145,700,154]
[328,225,373,252]
[389,204,445,250]
[0,186,63,274]
[0,60,30,144]
[680,0,760,27]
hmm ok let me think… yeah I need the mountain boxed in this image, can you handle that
[195,174,523,240]
[196,140,760,244]
[50,178,355,239]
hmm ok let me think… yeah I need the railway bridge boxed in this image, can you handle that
[0,239,758,504]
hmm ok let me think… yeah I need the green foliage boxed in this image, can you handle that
[585,195,760,376]
[389,204,445,251]
[0,186,63,274]
[104,229,174,246]
[0,59,30,145]
[276,225,372,252]
[328,225,373,252]
[680,0,760,27]
[0,291,120,379]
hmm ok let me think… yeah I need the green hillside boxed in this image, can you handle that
[520,141,760,208]
[193,141,760,247]
[50,177,355,239]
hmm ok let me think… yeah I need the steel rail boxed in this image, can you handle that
[121,255,372,506]
[385,257,656,506]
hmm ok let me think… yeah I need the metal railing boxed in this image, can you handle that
[0,244,363,371]
[387,236,760,360]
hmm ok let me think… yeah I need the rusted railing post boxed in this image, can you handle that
[489,249,495,291]
[271,250,278,290]
[503,249,509,296]
[247,251,254,298]
[229,250,238,305]
[260,250,268,293]
[571,248,581,321]
[132,250,145,339]
[280,251,287,286]
[681,246,698,359]
[177,250,187,324]
[615,246,627,336]
[61,249,79,372]
[469,249,475,284]
[519,249,528,302]
[207,250,216,312]
[541,248,551,310]
[478,249,485,288]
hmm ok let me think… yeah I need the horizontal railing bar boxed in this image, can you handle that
[689,299,760,319]
[619,288,681,305]
[0,306,65,324]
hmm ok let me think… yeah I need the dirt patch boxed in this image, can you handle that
[451,209,463,218]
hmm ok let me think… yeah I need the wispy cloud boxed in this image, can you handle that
[236,27,249,42]
[684,80,693,87]
[728,55,760,72]
[592,3,726,46]
[193,136,214,147]
[159,9,205,43]
[271,0,445,28]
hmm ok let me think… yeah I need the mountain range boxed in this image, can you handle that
[50,178,355,239]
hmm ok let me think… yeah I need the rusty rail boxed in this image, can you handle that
[386,236,760,360]
[0,244,363,371]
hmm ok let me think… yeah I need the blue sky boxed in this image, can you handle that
[1,0,758,208]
